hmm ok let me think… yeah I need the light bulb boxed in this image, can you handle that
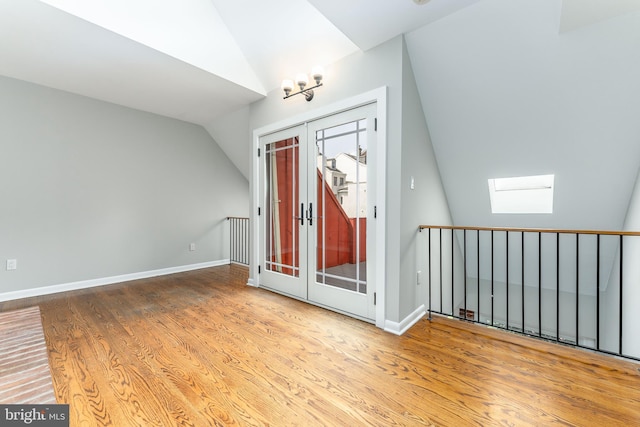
[281,79,294,96]
[311,66,324,85]
[295,73,308,90]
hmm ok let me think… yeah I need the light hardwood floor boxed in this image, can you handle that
[1,264,638,426]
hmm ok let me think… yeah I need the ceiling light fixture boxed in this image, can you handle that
[282,66,324,101]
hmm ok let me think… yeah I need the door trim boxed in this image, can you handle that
[251,87,387,329]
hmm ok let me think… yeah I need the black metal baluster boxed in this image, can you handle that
[452,229,455,316]
[619,235,623,355]
[522,231,525,334]
[576,233,579,346]
[244,218,248,264]
[464,229,467,321]
[596,234,600,351]
[491,230,494,327]
[556,233,560,343]
[539,232,542,338]
[440,229,443,313]
[506,231,509,331]
[428,228,432,321]
[477,229,480,323]
[228,218,232,264]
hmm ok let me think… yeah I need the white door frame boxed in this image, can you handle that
[251,87,387,329]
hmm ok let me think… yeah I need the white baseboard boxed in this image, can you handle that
[384,304,426,335]
[0,259,230,303]
[247,278,258,287]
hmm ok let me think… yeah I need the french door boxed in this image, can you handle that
[259,104,376,320]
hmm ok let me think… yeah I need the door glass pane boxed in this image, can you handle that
[265,137,299,277]
[315,119,367,293]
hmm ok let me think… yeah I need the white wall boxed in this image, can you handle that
[0,76,249,296]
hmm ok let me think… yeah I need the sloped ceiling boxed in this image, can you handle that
[307,0,483,51]
[560,0,640,32]
[0,0,265,124]
[405,0,640,229]
[0,0,476,125]
[2,0,639,228]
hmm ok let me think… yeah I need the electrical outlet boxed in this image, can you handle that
[417,270,421,285]
[6,259,17,270]
[189,243,196,251]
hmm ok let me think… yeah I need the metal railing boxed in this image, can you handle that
[419,225,640,361]
[228,217,249,265]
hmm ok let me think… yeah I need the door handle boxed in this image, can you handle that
[298,203,304,226]
[307,202,313,226]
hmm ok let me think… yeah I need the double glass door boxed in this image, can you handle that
[259,104,376,320]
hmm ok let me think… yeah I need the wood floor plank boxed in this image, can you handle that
[1,264,639,426]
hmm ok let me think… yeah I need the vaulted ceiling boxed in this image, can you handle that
[406,0,640,229]
[1,0,484,125]
[2,0,639,228]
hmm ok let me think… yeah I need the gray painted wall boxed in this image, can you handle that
[204,106,252,180]
[602,166,640,358]
[0,76,249,294]
[400,38,457,321]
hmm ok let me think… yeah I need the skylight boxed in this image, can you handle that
[488,174,554,214]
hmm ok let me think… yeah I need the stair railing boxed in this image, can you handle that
[228,217,250,265]
[419,225,640,361]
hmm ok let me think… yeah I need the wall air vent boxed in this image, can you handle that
[458,308,475,321]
